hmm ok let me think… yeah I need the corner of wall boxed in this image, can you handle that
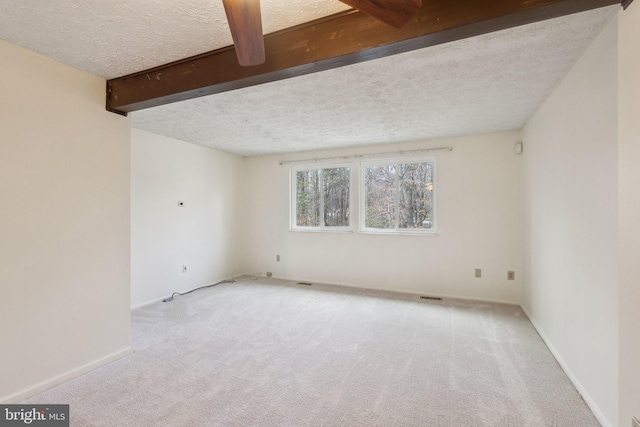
[617,1,640,424]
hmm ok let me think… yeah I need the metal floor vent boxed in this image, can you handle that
[296,282,313,286]
[420,296,443,301]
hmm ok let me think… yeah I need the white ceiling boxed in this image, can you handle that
[0,2,618,156]
[0,0,350,79]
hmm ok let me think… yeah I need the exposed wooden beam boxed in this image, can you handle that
[106,0,621,114]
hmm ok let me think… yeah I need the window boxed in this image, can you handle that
[291,165,351,231]
[361,158,436,233]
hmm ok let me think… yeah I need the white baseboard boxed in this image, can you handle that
[1,347,133,404]
[130,295,167,310]
[270,275,520,306]
[520,306,612,427]
[131,276,236,310]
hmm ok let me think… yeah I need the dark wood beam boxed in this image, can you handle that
[107,0,621,114]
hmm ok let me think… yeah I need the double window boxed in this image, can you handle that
[291,157,436,234]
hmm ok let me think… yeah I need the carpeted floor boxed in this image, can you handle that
[25,277,600,426]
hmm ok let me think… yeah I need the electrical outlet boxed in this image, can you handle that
[632,416,640,427]
[475,268,481,278]
[276,254,280,262]
[507,271,515,280]
[182,265,187,273]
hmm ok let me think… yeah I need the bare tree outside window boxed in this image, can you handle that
[296,170,320,227]
[323,167,350,227]
[398,162,433,229]
[294,166,350,229]
[363,160,435,231]
[365,165,396,229]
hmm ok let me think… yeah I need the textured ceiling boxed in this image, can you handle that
[0,2,618,157]
[0,0,350,79]
[131,6,618,156]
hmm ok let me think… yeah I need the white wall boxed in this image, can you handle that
[521,16,618,427]
[618,2,640,425]
[130,129,246,307]
[0,40,131,402]
[244,132,523,303]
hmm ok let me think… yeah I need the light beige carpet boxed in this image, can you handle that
[25,277,600,426]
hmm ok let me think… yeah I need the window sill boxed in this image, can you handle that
[358,229,439,236]
[289,227,354,234]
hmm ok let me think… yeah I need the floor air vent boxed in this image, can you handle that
[420,296,443,301]
[296,282,313,286]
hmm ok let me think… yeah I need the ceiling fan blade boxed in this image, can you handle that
[339,0,422,28]
[222,0,265,66]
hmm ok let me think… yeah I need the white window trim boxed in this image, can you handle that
[290,162,354,233]
[359,156,437,235]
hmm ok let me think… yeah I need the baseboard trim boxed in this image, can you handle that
[1,347,133,404]
[270,275,520,306]
[520,306,612,427]
[131,276,235,310]
[131,295,167,310]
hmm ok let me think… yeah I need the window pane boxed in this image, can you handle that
[323,167,350,227]
[365,165,396,229]
[398,162,434,229]
[296,170,320,227]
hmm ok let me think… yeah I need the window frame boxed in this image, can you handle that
[290,162,353,233]
[359,156,437,235]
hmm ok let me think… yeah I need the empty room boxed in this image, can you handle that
[1,0,639,426]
